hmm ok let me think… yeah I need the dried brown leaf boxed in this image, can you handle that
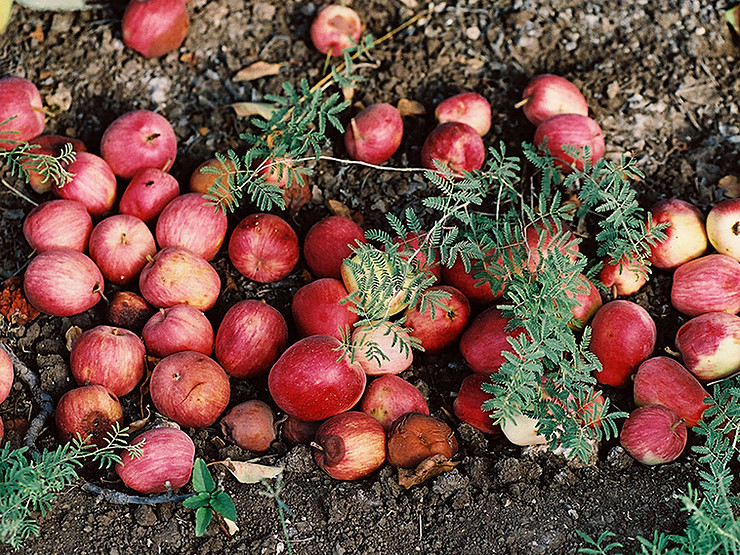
[65,325,82,351]
[231,102,278,119]
[0,277,40,325]
[397,454,459,489]
[327,199,352,218]
[28,24,44,43]
[718,175,740,198]
[234,61,283,82]
[283,177,312,217]
[397,98,426,117]
[219,458,283,483]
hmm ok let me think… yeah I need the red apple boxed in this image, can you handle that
[0,348,13,405]
[567,274,602,329]
[675,312,740,381]
[119,168,180,225]
[620,404,687,465]
[291,278,358,340]
[421,122,485,176]
[23,199,92,253]
[648,198,708,270]
[392,231,442,282]
[23,249,104,317]
[150,351,230,427]
[435,92,491,136]
[268,335,366,421]
[524,217,579,273]
[100,110,177,179]
[310,5,362,57]
[116,427,195,494]
[597,254,648,297]
[344,103,403,165]
[313,411,386,481]
[54,152,117,217]
[55,385,123,446]
[519,74,588,127]
[107,291,153,333]
[403,285,470,353]
[283,416,322,444]
[453,374,497,434]
[220,400,276,453]
[303,215,366,279]
[633,357,710,428]
[143,304,214,358]
[155,193,227,261]
[0,76,45,151]
[21,135,87,193]
[534,114,605,172]
[351,321,413,376]
[459,307,527,375]
[139,247,221,311]
[122,0,190,59]
[361,375,428,432]
[591,300,656,387]
[706,198,740,261]
[214,299,288,379]
[256,157,312,213]
[386,413,458,468]
[89,214,157,285]
[671,254,740,316]
[70,325,146,397]
[442,254,503,305]
[229,213,299,283]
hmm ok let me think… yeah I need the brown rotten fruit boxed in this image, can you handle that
[220,400,277,453]
[55,385,123,446]
[386,413,458,469]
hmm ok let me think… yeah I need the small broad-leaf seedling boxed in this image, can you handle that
[182,458,237,537]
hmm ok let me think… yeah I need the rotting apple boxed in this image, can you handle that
[633,356,710,428]
[344,103,403,165]
[214,299,288,379]
[403,285,470,353]
[107,291,153,333]
[351,321,413,376]
[23,249,104,317]
[0,76,45,151]
[100,110,177,179]
[360,375,429,432]
[706,198,740,261]
[386,412,458,468]
[122,0,190,59]
[291,277,359,340]
[142,304,214,358]
[620,404,687,466]
[534,113,605,172]
[220,400,277,453]
[55,385,123,446]
[518,74,589,127]
[54,152,117,218]
[119,167,180,225]
[459,306,527,375]
[268,335,366,421]
[283,416,322,445]
[648,198,708,270]
[89,214,157,285]
[116,427,195,494]
[421,121,485,176]
[155,193,228,261]
[453,374,497,435]
[310,4,362,57]
[313,411,386,481]
[229,213,299,283]
[435,92,491,136]
[590,300,656,387]
[303,215,366,279]
[139,247,221,311]
[23,199,92,253]
[675,311,740,381]
[150,351,230,428]
[671,254,740,316]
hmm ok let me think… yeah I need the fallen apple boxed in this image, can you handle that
[386,413,457,468]
[435,92,491,136]
[0,348,13,405]
[89,214,157,286]
[597,254,648,297]
[675,312,740,381]
[229,213,299,283]
[534,113,605,172]
[403,285,471,353]
[119,167,180,225]
[291,278,359,340]
[344,103,403,165]
[360,375,429,432]
[351,321,413,376]
[23,199,92,253]
[671,254,740,316]
[155,193,228,261]
[221,400,276,453]
[421,122,485,176]
[142,304,214,358]
[518,74,588,126]
[459,307,527,375]
[706,198,740,261]
[453,374,497,434]
[648,198,708,270]
[303,215,366,279]
[55,385,123,446]
[620,404,687,466]
[107,291,153,333]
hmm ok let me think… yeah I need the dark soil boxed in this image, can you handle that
[1,0,738,553]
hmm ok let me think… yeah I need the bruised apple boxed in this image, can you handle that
[360,375,429,431]
[55,385,123,446]
[620,404,687,466]
[220,400,277,453]
[283,416,322,445]
[386,413,457,468]
[107,291,153,333]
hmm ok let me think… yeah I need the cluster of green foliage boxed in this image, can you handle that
[183,459,237,537]
[579,377,740,554]
[0,424,141,549]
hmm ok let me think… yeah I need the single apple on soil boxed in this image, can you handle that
[229,213,299,283]
[360,375,429,431]
[142,304,214,358]
[345,103,403,165]
[620,404,687,466]
[310,4,362,57]
[303,215,366,279]
[648,198,708,270]
[55,385,123,446]
[122,0,190,58]
[518,74,589,126]
[221,400,277,453]
[706,198,740,261]
[435,92,491,136]
[403,285,470,353]
[23,199,92,253]
[671,254,740,316]
[675,311,740,381]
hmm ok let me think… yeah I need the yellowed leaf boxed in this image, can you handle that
[234,61,283,82]
[231,102,278,120]
[397,98,426,117]
[65,325,82,352]
[342,86,355,102]
[327,199,352,218]
[397,454,459,489]
[219,458,283,483]
[718,175,740,198]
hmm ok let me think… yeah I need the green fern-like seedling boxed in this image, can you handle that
[182,458,237,537]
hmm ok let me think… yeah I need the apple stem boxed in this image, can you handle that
[671,418,685,431]
[309,441,324,452]
[514,97,529,109]
[93,282,109,303]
